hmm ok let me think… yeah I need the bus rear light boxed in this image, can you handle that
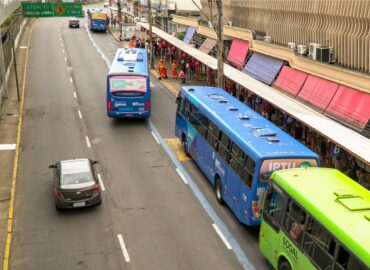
[107,101,112,111]
[145,100,150,111]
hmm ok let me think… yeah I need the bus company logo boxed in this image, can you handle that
[115,101,126,107]
[132,102,145,106]
[268,162,298,171]
[299,161,312,168]
[215,159,225,176]
[282,236,298,261]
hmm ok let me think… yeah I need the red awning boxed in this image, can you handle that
[273,66,308,96]
[325,86,370,129]
[227,39,249,68]
[298,75,339,111]
[199,38,217,54]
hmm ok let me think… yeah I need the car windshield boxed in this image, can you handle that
[61,171,93,186]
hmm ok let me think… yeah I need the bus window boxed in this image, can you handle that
[206,121,220,150]
[217,132,230,162]
[263,183,286,230]
[283,200,306,244]
[302,217,334,269]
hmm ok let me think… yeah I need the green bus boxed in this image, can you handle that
[259,167,370,270]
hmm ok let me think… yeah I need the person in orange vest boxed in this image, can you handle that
[128,37,136,48]
[171,60,178,79]
[158,59,166,79]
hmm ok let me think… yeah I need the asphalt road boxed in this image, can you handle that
[9,12,271,270]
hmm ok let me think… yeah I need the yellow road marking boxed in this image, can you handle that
[150,69,179,96]
[164,138,191,161]
[3,20,35,270]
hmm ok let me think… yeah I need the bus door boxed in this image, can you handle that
[224,167,242,217]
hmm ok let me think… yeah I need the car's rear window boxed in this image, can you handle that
[61,171,93,186]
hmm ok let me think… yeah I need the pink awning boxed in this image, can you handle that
[198,38,217,54]
[273,66,308,96]
[325,86,370,129]
[227,39,249,68]
[298,75,339,111]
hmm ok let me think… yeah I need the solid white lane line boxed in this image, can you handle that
[117,234,130,262]
[69,77,73,83]
[85,136,91,148]
[212,224,232,250]
[78,110,82,119]
[176,168,188,185]
[73,92,77,98]
[151,131,160,144]
[64,57,67,62]
[0,144,16,150]
[97,173,105,191]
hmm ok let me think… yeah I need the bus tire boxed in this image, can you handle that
[278,260,291,270]
[215,177,224,205]
[182,134,190,157]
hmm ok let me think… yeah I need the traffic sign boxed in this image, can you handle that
[22,3,84,17]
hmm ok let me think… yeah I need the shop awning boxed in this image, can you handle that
[298,75,339,112]
[243,52,284,85]
[273,66,308,96]
[227,39,249,68]
[198,38,217,54]
[183,26,196,44]
[325,85,370,130]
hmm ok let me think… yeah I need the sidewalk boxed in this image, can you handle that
[0,18,35,267]
[108,25,206,96]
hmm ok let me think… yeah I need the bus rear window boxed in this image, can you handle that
[259,159,318,182]
[110,76,147,93]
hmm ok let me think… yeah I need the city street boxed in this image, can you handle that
[8,15,270,270]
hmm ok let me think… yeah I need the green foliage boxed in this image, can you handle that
[177,32,186,40]
[0,6,22,30]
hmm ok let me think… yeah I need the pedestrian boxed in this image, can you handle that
[128,37,136,48]
[113,17,116,27]
[171,60,178,79]
[158,59,165,79]
[179,69,185,84]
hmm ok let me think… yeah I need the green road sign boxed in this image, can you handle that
[22,3,84,18]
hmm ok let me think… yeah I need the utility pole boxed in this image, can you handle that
[148,0,154,69]
[216,0,224,89]
[117,0,122,40]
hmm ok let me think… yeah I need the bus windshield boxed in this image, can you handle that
[91,13,107,21]
[110,76,147,94]
[259,158,318,182]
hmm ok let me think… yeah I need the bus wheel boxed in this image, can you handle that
[215,177,224,205]
[278,261,291,270]
[182,134,190,157]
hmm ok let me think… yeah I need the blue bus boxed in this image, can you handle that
[107,48,151,118]
[87,8,108,31]
[175,86,319,226]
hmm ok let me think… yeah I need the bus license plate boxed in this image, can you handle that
[73,202,86,207]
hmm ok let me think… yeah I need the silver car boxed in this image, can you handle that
[49,159,102,210]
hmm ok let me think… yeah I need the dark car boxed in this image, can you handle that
[69,19,80,28]
[49,158,101,210]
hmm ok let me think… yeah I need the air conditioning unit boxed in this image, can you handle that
[287,42,296,49]
[297,45,307,55]
[264,35,272,43]
[309,43,321,60]
[227,21,233,26]
[208,21,213,29]
[317,46,330,62]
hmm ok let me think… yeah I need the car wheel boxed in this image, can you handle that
[55,204,62,211]
[182,134,190,157]
[278,261,292,270]
[215,177,224,204]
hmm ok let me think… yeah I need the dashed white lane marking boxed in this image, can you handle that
[151,131,160,144]
[0,144,16,150]
[69,77,73,83]
[212,224,232,250]
[59,37,62,41]
[73,92,77,98]
[62,49,65,54]
[117,234,130,262]
[85,136,91,148]
[61,43,63,47]
[97,173,105,191]
[176,168,188,185]
[64,57,67,62]
[78,110,82,119]
[20,46,28,49]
